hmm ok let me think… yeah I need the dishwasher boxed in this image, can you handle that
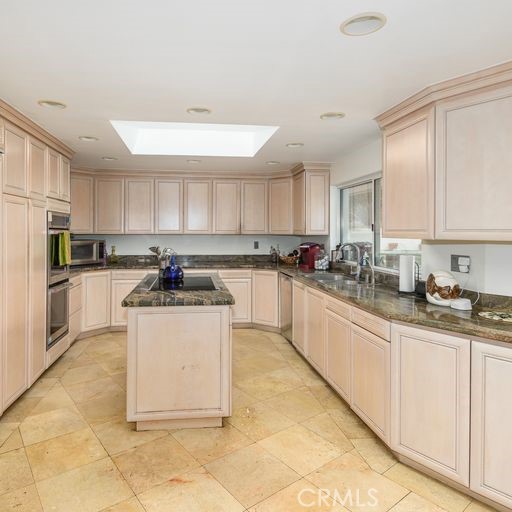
[279,271,293,341]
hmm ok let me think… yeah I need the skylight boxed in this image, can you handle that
[110,121,279,157]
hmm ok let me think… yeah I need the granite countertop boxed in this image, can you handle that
[121,273,235,307]
[283,268,512,345]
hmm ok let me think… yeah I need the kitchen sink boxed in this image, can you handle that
[305,274,376,287]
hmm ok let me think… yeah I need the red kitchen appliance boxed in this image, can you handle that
[299,243,321,270]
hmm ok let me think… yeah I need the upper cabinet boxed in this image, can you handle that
[70,174,94,233]
[269,177,293,234]
[377,63,512,241]
[3,121,28,197]
[213,179,240,234]
[125,178,154,234]
[28,137,47,201]
[47,148,60,199]
[292,172,305,235]
[241,180,268,234]
[95,177,125,233]
[155,179,183,233]
[382,107,435,239]
[0,117,4,153]
[60,156,70,202]
[184,179,212,233]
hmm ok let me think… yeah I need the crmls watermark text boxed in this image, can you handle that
[297,488,379,508]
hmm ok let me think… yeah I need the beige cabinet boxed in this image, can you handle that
[471,341,512,508]
[28,200,47,385]
[125,178,154,234]
[241,180,268,234]
[305,287,326,375]
[269,178,293,234]
[382,107,435,239]
[391,324,470,485]
[351,324,390,443]
[3,121,28,197]
[28,137,47,201]
[436,86,512,240]
[184,179,212,233]
[213,180,240,234]
[325,307,351,402]
[95,178,124,233]
[70,174,94,233]
[155,179,183,233]
[81,271,111,332]
[111,271,148,327]
[2,195,29,409]
[0,117,4,153]
[292,280,306,355]
[69,276,82,344]
[60,156,70,202]
[219,270,251,324]
[306,170,330,235]
[293,172,305,234]
[252,270,279,327]
[47,148,60,199]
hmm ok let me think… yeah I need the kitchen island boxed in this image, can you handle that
[122,273,234,431]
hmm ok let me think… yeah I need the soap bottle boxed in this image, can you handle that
[110,245,119,264]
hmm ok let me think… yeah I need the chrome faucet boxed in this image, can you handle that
[336,243,362,281]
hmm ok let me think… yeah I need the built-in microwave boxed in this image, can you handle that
[71,239,106,266]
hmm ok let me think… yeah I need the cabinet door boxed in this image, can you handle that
[391,324,470,485]
[382,107,434,239]
[351,324,390,443]
[82,271,111,331]
[60,156,70,202]
[222,278,251,323]
[325,309,351,402]
[184,179,211,233]
[252,270,278,327]
[213,180,240,234]
[111,279,140,327]
[305,171,329,235]
[305,287,326,375]
[292,281,305,354]
[95,178,124,233]
[155,179,183,233]
[47,148,60,199]
[471,341,512,508]
[70,175,94,233]
[3,121,28,197]
[28,201,47,385]
[28,137,47,200]
[125,178,154,234]
[436,86,512,240]
[2,195,29,409]
[241,181,268,234]
[269,178,293,234]
[293,173,305,234]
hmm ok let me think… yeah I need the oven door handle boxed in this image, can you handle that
[50,282,71,293]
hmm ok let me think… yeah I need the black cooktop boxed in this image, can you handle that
[150,275,218,291]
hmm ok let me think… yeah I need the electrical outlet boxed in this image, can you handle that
[253,241,259,249]
[451,254,471,273]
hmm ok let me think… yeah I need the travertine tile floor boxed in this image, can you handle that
[0,329,497,511]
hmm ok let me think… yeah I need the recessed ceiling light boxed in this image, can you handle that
[110,121,279,157]
[187,159,201,164]
[340,12,386,36]
[186,107,212,115]
[320,112,346,120]
[286,142,304,148]
[266,161,280,166]
[78,136,99,142]
[101,156,117,161]
[38,100,66,109]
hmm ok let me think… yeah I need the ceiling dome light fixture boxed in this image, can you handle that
[186,107,212,115]
[286,142,304,148]
[37,99,67,109]
[187,159,201,164]
[101,156,117,161]
[78,136,99,142]
[340,12,386,36]
[266,160,280,166]
[320,112,346,120]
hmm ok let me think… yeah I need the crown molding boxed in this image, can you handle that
[0,98,74,159]
[375,60,512,128]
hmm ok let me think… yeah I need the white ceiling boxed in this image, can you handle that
[1,0,512,173]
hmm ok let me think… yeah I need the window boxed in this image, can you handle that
[340,177,421,272]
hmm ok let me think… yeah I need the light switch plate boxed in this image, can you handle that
[254,241,259,249]
[451,254,470,273]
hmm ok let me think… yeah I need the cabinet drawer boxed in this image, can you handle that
[326,297,351,320]
[218,269,252,279]
[351,307,390,341]
[69,284,82,316]
[111,270,149,281]
[70,275,82,287]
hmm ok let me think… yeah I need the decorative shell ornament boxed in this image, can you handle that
[426,271,462,307]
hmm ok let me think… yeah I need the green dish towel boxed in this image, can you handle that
[58,232,71,266]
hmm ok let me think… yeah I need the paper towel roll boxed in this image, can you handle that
[399,255,416,292]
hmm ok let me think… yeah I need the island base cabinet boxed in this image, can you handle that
[470,341,512,508]
[292,281,305,355]
[221,278,251,324]
[127,306,231,430]
[391,324,470,486]
[305,287,325,375]
[351,324,390,443]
